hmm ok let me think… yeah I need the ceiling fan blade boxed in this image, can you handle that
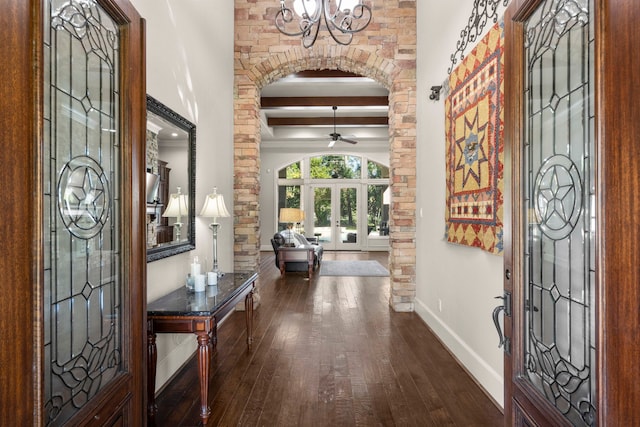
[339,136,358,144]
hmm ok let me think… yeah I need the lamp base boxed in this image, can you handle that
[173,222,183,242]
[210,223,222,277]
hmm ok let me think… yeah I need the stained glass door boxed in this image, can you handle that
[504,0,596,425]
[42,0,145,424]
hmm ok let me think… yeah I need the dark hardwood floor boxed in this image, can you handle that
[153,251,503,426]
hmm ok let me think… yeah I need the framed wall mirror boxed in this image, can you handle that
[146,95,196,262]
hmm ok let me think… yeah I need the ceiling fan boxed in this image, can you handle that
[328,105,358,148]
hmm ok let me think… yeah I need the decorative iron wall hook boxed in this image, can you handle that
[429,85,442,101]
[447,0,510,74]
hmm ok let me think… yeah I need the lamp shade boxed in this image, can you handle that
[162,187,188,219]
[199,187,230,221]
[279,207,303,223]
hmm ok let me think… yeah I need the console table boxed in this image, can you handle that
[146,272,257,425]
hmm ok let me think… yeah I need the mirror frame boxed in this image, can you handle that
[146,95,196,262]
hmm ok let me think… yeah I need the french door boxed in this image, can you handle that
[504,0,640,425]
[310,184,359,250]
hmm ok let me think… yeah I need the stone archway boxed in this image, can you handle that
[233,45,416,312]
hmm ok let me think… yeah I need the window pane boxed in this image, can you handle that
[367,160,389,179]
[339,187,358,242]
[277,185,301,230]
[310,155,361,179]
[313,186,332,244]
[367,184,390,236]
[278,161,301,179]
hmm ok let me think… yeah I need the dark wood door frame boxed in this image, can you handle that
[0,0,41,421]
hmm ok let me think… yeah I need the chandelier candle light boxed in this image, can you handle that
[199,187,231,278]
[275,0,372,48]
[162,187,188,242]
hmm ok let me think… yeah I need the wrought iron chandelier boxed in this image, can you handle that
[275,0,372,48]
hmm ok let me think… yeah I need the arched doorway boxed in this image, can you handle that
[233,46,416,312]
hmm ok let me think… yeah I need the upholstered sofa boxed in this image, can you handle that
[270,231,323,276]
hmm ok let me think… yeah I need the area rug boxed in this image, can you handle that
[319,260,389,277]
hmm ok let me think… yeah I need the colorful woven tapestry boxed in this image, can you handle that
[444,21,504,254]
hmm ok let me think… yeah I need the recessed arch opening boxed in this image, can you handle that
[233,47,416,311]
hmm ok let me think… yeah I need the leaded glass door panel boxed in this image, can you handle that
[336,185,359,250]
[504,0,596,425]
[311,185,334,248]
[42,0,145,425]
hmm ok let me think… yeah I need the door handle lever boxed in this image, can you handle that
[492,299,506,348]
[492,292,511,352]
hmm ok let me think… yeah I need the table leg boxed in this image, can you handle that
[147,330,157,424]
[196,333,211,424]
[245,290,254,349]
[308,249,314,278]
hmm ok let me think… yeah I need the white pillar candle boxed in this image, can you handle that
[207,271,217,286]
[191,256,201,278]
[194,274,206,292]
[191,263,201,278]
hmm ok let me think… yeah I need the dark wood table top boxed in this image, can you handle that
[147,272,258,317]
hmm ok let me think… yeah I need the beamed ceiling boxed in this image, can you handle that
[260,70,390,150]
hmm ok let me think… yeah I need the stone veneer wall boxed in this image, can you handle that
[146,128,158,174]
[234,0,417,311]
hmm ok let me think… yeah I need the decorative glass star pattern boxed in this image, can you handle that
[64,167,106,227]
[537,167,574,227]
[58,156,111,239]
[534,155,582,240]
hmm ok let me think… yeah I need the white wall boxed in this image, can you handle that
[130,0,234,392]
[415,0,508,406]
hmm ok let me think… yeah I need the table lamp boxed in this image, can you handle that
[199,187,230,276]
[162,187,188,242]
[279,207,303,246]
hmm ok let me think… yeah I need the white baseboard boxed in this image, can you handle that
[154,334,196,393]
[414,297,504,409]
